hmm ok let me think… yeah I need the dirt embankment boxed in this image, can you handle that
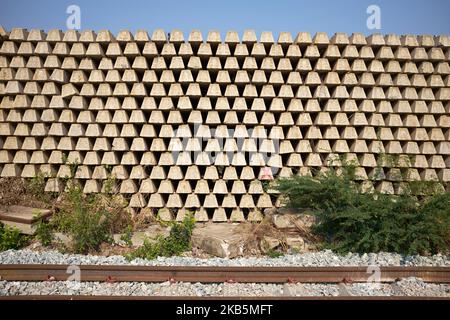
[0,177,50,209]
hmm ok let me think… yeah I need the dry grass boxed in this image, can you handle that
[0,177,52,209]
[241,214,322,255]
[241,217,284,255]
[131,207,157,231]
[291,215,322,244]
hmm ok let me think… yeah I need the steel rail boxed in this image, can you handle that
[0,264,448,284]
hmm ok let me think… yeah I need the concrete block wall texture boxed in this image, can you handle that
[0,27,449,222]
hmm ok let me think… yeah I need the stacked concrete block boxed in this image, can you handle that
[0,27,449,221]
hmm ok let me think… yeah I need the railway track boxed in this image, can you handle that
[0,264,449,284]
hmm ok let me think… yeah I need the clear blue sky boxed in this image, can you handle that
[0,0,449,37]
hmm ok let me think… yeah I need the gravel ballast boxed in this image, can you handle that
[0,277,448,297]
[0,250,448,297]
[0,249,449,267]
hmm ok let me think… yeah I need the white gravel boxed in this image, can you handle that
[0,277,448,297]
[1,249,448,297]
[0,249,448,267]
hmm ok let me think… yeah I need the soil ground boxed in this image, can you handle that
[0,177,50,209]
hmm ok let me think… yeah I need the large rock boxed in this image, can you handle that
[285,236,305,251]
[271,212,316,229]
[0,205,52,235]
[260,236,280,253]
[191,223,246,258]
[53,232,73,246]
[113,224,170,247]
[272,214,294,228]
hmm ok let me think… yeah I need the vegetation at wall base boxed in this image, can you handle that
[0,222,29,251]
[51,179,132,254]
[266,249,284,258]
[34,213,53,247]
[275,165,449,255]
[29,158,133,254]
[126,213,195,261]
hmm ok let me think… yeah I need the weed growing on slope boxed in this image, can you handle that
[0,223,29,251]
[126,214,195,261]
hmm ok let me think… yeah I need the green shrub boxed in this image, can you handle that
[0,223,29,251]
[53,180,131,254]
[120,224,133,247]
[266,249,283,258]
[54,182,110,253]
[26,172,59,205]
[34,214,54,247]
[406,192,450,254]
[27,172,47,198]
[275,166,450,255]
[126,214,195,260]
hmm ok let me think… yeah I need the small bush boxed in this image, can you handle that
[406,192,450,254]
[275,166,450,255]
[126,214,195,260]
[52,179,131,254]
[120,224,133,246]
[27,172,49,202]
[266,249,283,258]
[34,214,53,247]
[0,223,29,251]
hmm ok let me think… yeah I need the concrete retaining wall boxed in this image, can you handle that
[0,27,449,221]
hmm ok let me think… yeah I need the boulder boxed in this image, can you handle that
[0,205,52,235]
[53,232,73,247]
[260,236,280,253]
[113,224,170,247]
[263,208,277,216]
[294,214,316,229]
[191,223,246,258]
[271,212,316,229]
[272,214,294,228]
[285,236,305,251]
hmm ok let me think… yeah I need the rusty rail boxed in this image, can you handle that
[0,264,448,283]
